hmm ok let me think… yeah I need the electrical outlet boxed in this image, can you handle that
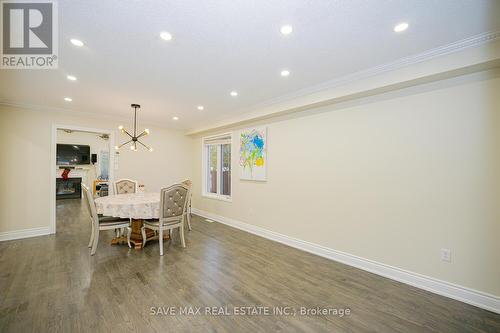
[441,248,451,263]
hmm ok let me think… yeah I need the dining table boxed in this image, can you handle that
[94,192,166,249]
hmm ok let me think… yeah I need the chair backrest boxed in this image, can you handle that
[181,179,193,205]
[114,178,138,194]
[82,183,98,224]
[181,179,192,187]
[159,183,190,223]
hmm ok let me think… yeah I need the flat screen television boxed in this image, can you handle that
[57,144,91,165]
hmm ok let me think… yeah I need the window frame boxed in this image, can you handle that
[201,132,232,202]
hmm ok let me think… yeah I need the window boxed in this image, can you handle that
[202,133,232,200]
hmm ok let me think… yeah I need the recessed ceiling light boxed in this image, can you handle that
[393,22,409,33]
[197,105,204,110]
[230,91,238,97]
[160,31,173,41]
[172,116,179,120]
[280,70,290,77]
[67,75,77,81]
[70,39,84,47]
[280,25,293,35]
[64,97,72,102]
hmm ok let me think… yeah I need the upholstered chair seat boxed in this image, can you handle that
[98,216,130,224]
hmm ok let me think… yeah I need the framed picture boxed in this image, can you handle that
[239,126,267,181]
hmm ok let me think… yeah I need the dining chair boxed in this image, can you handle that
[114,178,139,194]
[82,184,131,255]
[141,183,190,256]
[181,179,193,231]
[113,178,138,235]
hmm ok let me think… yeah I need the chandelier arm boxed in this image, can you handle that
[118,139,133,148]
[137,130,148,139]
[137,141,152,150]
[121,129,134,138]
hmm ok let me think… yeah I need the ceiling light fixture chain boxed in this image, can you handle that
[115,104,153,152]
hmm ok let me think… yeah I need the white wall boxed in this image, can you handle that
[191,70,500,298]
[0,106,193,234]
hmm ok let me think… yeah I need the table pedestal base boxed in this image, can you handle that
[110,219,168,249]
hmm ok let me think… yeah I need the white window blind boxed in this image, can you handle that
[203,133,232,146]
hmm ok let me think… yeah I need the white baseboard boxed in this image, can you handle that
[0,227,53,242]
[192,208,500,314]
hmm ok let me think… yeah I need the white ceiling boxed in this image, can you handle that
[1,0,499,130]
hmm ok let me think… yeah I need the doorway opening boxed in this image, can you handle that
[50,125,115,234]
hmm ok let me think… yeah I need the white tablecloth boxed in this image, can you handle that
[95,192,160,219]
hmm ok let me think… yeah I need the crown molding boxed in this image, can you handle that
[187,31,500,135]
[0,100,181,131]
[250,31,500,109]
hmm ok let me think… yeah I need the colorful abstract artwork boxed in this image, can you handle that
[239,127,267,181]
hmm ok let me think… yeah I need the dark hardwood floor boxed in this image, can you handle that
[0,199,499,332]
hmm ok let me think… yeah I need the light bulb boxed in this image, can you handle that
[144,128,150,134]
[280,25,293,35]
[149,147,153,152]
[70,39,84,47]
[118,125,123,130]
[394,22,409,33]
[114,146,119,150]
[130,145,135,150]
[280,70,290,77]
[160,31,173,41]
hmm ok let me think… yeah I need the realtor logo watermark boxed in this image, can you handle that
[1,0,58,69]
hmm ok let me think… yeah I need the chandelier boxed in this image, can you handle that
[115,104,153,152]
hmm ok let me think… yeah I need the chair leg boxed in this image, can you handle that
[127,226,132,248]
[179,223,186,248]
[159,229,164,256]
[188,200,193,231]
[186,212,192,231]
[88,223,95,248]
[141,226,147,247]
[91,228,99,255]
